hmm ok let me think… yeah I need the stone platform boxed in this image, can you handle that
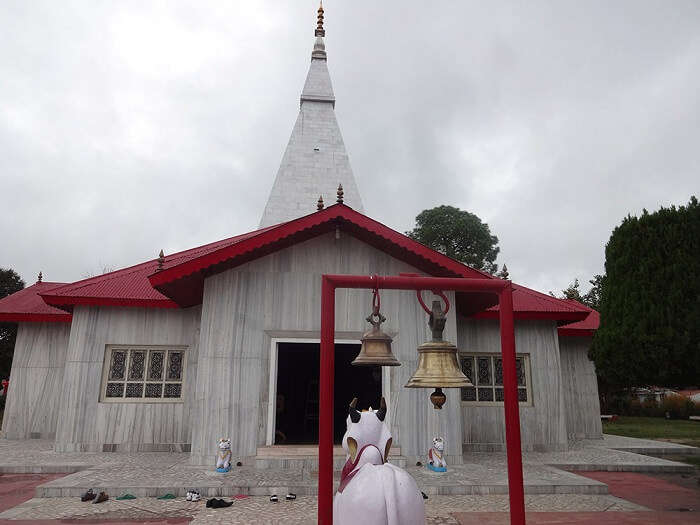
[0,436,694,499]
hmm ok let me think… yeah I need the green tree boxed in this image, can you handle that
[584,274,604,310]
[1,268,26,399]
[407,205,500,273]
[590,196,700,389]
[551,274,604,310]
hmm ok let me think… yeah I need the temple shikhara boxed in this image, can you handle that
[0,5,600,465]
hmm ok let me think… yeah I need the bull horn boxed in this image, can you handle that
[349,397,361,423]
[376,397,387,421]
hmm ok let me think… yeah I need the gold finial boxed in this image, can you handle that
[157,249,165,271]
[37,271,43,283]
[315,1,325,37]
[336,183,344,204]
[317,195,325,211]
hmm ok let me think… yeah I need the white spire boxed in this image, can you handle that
[259,3,364,227]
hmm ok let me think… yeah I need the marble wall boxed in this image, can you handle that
[1,322,71,439]
[190,232,464,465]
[559,336,603,440]
[457,319,569,452]
[53,306,201,452]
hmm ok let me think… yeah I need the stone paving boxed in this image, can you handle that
[0,435,696,523]
[0,436,695,499]
[0,494,648,524]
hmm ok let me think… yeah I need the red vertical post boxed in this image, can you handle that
[318,277,336,525]
[499,282,526,525]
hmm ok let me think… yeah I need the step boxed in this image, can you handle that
[254,445,406,469]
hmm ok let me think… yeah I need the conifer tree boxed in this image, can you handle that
[591,196,700,389]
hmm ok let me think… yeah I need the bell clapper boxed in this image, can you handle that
[430,388,447,410]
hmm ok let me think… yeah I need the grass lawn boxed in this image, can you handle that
[603,416,700,448]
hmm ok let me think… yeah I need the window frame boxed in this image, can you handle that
[459,352,533,407]
[99,345,187,404]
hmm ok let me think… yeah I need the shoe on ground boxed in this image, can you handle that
[93,492,109,504]
[270,495,279,502]
[186,491,192,501]
[115,493,136,500]
[157,493,176,500]
[421,491,429,500]
[191,492,201,502]
[285,493,297,500]
[80,489,96,502]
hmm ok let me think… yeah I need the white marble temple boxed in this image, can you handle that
[559,336,603,440]
[189,232,463,465]
[457,319,569,452]
[1,323,71,439]
[53,306,201,452]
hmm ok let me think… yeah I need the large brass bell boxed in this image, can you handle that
[352,309,401,367]
[405,298,472,408]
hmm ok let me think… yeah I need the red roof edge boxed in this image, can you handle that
[558,327,595,337]
[0,312,72,323]
[471,310,589,322]
[148,204,490,290]
[40,294,179,310]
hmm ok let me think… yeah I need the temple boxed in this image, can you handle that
[0,5,601,464]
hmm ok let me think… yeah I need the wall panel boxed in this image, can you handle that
[1,323,71,439]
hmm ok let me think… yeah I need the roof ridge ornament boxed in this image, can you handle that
[157,250,165,271]
[317,195,325,211]
[315,1,325,37]
[37,271,43,283]
[336,184,344,204]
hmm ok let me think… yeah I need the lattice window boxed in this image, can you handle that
[459,353,532,406]
[101,346,186,403]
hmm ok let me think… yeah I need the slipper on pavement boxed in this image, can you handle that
[116,493,136,500]
[157,493,176,500]
[80,489,96,502]
[93,492,109,504]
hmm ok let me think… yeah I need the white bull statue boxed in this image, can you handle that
[333,397,425,525]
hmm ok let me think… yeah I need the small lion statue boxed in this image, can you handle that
[334,397,424,525]
[427,436,447,472]
[215,438,232,472]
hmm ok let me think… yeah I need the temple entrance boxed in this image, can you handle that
[274,342,382,444]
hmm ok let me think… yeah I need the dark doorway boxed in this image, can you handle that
[274,342,382,444]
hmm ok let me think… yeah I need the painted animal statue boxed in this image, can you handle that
[334,397,425,525]
[216,438,232,472]
[428,436,447,472]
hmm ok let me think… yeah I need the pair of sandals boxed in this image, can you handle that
[80,489,108,504]
[269,493,296,502]
[185,490,201,502]
[206,498,233,508]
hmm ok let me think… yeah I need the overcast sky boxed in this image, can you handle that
[1,0,698,296]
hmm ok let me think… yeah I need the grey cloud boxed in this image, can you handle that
[1,1,698,297]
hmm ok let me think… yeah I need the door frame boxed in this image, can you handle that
[266,337,391,446]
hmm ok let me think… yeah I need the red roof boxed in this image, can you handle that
[40,226,276,311]
[0,282,72,322]
[36,204,590,322]
[557,300,600,336]
[468,285,591,322]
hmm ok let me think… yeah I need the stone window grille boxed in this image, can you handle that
[459,353,532,406]
[101,346,186,403]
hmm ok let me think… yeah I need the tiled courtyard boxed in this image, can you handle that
[0,435,697,523]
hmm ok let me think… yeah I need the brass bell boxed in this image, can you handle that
[352,310,401,367]
[405,299,472,408]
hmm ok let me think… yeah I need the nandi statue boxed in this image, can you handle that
[215,438,232,472]
[427,436,447,472]
[334,397,425,525]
